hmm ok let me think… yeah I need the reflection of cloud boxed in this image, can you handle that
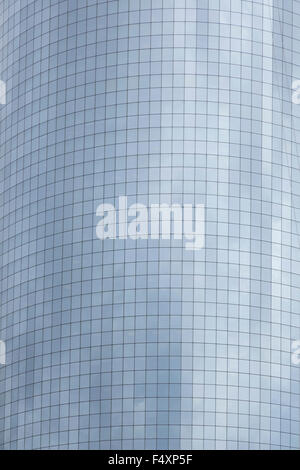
[0,340,5,365]
[134,398,145,412]
[0,80,6,104]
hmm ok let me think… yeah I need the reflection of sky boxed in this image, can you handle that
[0,0,299,451]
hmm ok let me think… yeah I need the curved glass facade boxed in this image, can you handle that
[0,0,300,450]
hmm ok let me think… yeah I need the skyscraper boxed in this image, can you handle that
[0,0,300,450]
